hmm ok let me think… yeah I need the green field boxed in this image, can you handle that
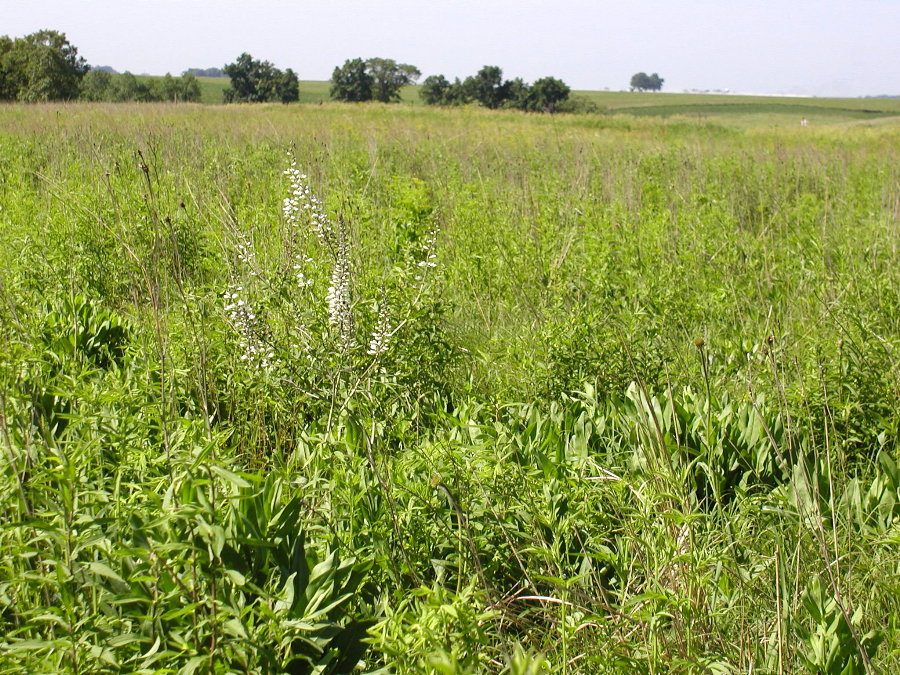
[193,74,900,126]
[573,89,900,112]
[574,91,900,127]
[0,102,898,673]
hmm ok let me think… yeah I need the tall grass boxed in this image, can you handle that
[0,102,898,673]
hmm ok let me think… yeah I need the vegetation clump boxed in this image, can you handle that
[223,52,299,103]
[79,70,201,102]
[0,30,87,101]
[421,65,572,112]
[330,57,421,103]
[630,71,664,91]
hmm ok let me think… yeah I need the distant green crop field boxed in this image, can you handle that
[196,75,229,104]
[573,89,900,111]
[182,75,900,125]
[571,90,900,124]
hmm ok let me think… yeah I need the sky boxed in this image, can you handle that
[4,0,899,97]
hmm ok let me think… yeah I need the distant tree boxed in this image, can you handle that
[522,76,570,112]
[179,73,202,102]
[79,69,114,101]
[419,74,470,106]
[184,67,225,78]
[444,78,470,105]
[420,74,451,105]
[330,58,419,103]
[274,68,299,103]
[92,65,118,74]
[0,35,17,100]
[330,58,373,102]
[157,73,178,100]
[0,30,88,101]
[224,53,298,103]
[421,68,570,112]
[156,72,202,102]
[79,71,201,103]
[115,72,153,102]
[465,65,506,109]
[366,58,420,102]
[224,53,261,102]
[630,72,663,92]
[500,77,530,109]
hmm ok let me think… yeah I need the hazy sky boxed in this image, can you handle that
[5,0,899,97]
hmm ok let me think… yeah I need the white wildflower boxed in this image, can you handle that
[326,220,353,351]
[283,151,334,247]
[367,295,392,356]
[224,240,277,369]
[414,225,440,280]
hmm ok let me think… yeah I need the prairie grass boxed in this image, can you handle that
[0,102,898,673]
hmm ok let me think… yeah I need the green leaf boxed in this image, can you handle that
[225,568,247,586]
[85,561,125,584]
[182,655,209,675]
[224,618,248,639]
[209,464,252,488]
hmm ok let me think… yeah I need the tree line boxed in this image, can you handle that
[224,55,577,112]
[0,30,202,102]
[0,28,664,107]
[328,59,576,112]
[80,71,201,103]
[419,67,571,112]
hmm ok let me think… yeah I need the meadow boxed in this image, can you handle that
[0,100,898,673]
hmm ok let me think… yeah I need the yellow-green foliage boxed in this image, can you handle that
[0,103,898,673]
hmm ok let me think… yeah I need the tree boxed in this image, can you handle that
[331,58,419,103]
[79,69,114,101]
[522,76,570,112]
[79,71,201,103]
[115,72,153,102]
[184,67,225,78]
[223,53,299,103]
[330,58,373,102]
[443,78,470,105]
[500,77,530,109]
[0,35,17,100]
[177,73,203,102]
[464,65,506,109]
[419,74,470,106]
[156,73,202,102]
[274,68,299,103]
[421,68,570,113]
[420,74,451,105]
[366,58,420,103]
[630,72,664,92]
[0,30,87,101]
